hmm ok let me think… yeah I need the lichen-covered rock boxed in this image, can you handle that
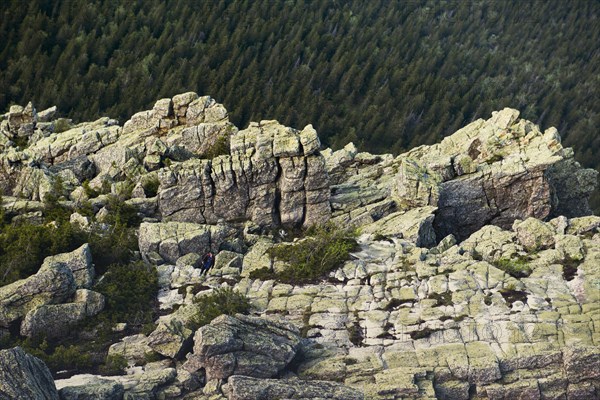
[108,334,154,366]
[0,347,58,400]
[513,217,556,251]
[360,206,437,247]
[158,120,330,229]
[44,244,94,289]
[185,314,301,380]
[240,239,273,277]
[20,303,87,339]
[147,303,199,358]
[138,221,239,264]
[223,375,364,400]
[0,261,76,327]
[58,377,124,400]
[383,108,599,241]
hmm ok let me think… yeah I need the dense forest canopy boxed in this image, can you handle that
[1,0,599,208]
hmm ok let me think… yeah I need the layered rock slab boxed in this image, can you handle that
[158,120,330,228]
[224,375,364,400]
[0,347,58,400]
[185,314,301,380]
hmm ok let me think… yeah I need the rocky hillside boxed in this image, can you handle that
[0,94,598,399]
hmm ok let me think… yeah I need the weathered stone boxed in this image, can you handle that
[563,346,600,383]
[0,347,58,400]
[108,334,154,366]
[20,302,87,339]
[223,375,364,400]
[513,218,555,251]
[59,377,124,400]
[73,289,106,316]
[138,221,239,264]
[45,244,94,289]
[241,239,273,277]
[0,261,76,327]
[361,206,437,247]
[147,303,199,358]
[185,314,300,380]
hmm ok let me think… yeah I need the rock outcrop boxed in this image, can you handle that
[223,375,364,400]
[392,108,597,241]
[157,121,330,228]
[1,95,598,400]
[184,314,301,381]
[0,347,58,400]
[0,260,76,327]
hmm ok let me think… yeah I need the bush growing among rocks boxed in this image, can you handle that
[250,224,358,285]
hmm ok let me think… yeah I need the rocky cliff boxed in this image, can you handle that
[0,94,598,399]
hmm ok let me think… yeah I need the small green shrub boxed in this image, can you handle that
[251,224,358,285]
[82,179,99,198]
[12,136,29,149]
[85,225,138,274]
[21,339,92,373]
[104,194,141,227]
[190,287,251,329]
[202,134,230,159]
[42,176,71,223]
[0,221,80,285]
[492,256,532,278]
[142,175,160,198]
[95,261,158,325]
[99,354,127,375]
[53,118,71,133]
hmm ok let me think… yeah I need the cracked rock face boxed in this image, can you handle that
[0,347,58,400]
[389,108,598,242]
[0,260,76,327]
[185,314,301,381]
[157,120,330,229]
[1,95,599,400]
[223,375,364,400]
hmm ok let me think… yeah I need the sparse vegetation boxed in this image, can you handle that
[142,175,160,198]
[20,338,93,374]
[94,261,158,326]
[492,256,532,278]
[250,224,358,285]
[99,354,127,376]
[202,135,230,160]
[190,287,252,329]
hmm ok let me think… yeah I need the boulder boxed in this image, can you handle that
[513,218,555,251]
[0,347,58,400]
[240,239,273,277]
[383,108,598,241]
[223,375,364,400]
[44,244,94,289]
[147,303,199,359]
[185,314,301,380]
[20,303,87,339]
[360,206,437,247]
[59,377,124,400]
[73,289,105,316]
[0,261,76,327]
[108,334,154,366]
